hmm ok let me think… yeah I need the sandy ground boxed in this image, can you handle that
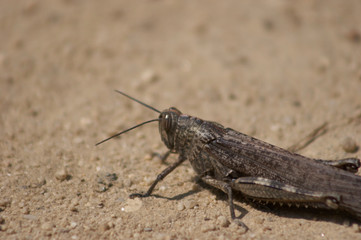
[1,0,361,239]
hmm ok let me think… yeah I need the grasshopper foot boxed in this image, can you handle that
[129,193,149,199]
[232,219,249,232]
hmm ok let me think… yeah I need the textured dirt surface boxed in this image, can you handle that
[1,0,361,239]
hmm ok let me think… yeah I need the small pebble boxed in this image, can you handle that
[55,168,69,181]
[254,217,265,225]
[99,223,110,232]
[230,220,248,234]
[23,214,38,220]
[191,183,201,191]
[70,222,77,229]
[70,206,78,212]
[30,178,46,188]
[217,216,230,228]
[41,222,54,231]
[154,233,171,240]
[105,173,118,181]
[346,29,361,43]
[133,233,140,238]
[96,185,107,193]
[177,202,185,211]
[237,226,248,235]
[282,116,296,126]
[217,234,227,240]
[0,199,11,208]
[341,137,359,153]
[21,207,30,214]
[108,222,115,229]
[73,137,83,144]
[141,69,158,83]
[352,223,361,233]
[99,222,115,232]
[80,117,92,127]
[143,153,153,161]
[123,179,133,188]
[144,227,152,232]
[317,56,330,73]
[144,176,153,185]
[70,198,79,206]
[159,185,167,191]
[184,199,197,209]
[123,198,143,212]
[201,223,216,232]
[18,201,25,208]
[343,219,351,227]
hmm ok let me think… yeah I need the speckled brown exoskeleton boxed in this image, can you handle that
[96,90,361,229]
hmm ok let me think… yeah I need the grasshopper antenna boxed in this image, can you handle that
[95,118,160,146]
[115,90,161,113]
[96,90,161,146]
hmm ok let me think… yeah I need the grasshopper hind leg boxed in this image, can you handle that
[315,158,360,173]
[231,177,340,210]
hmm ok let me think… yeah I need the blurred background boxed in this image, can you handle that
[1,0,360,239]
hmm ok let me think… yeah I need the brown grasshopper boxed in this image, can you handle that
[97,90,361,228]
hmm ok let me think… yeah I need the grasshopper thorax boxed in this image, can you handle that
[159,107,182,151]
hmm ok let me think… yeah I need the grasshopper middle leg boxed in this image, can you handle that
[201,176,248,230]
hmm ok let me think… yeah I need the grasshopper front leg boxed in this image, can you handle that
[130,152,185,198]
[231,177,340,209]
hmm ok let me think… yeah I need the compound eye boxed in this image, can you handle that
[163,113,172,131]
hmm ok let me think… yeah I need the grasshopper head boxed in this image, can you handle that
[159,107,182,151]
